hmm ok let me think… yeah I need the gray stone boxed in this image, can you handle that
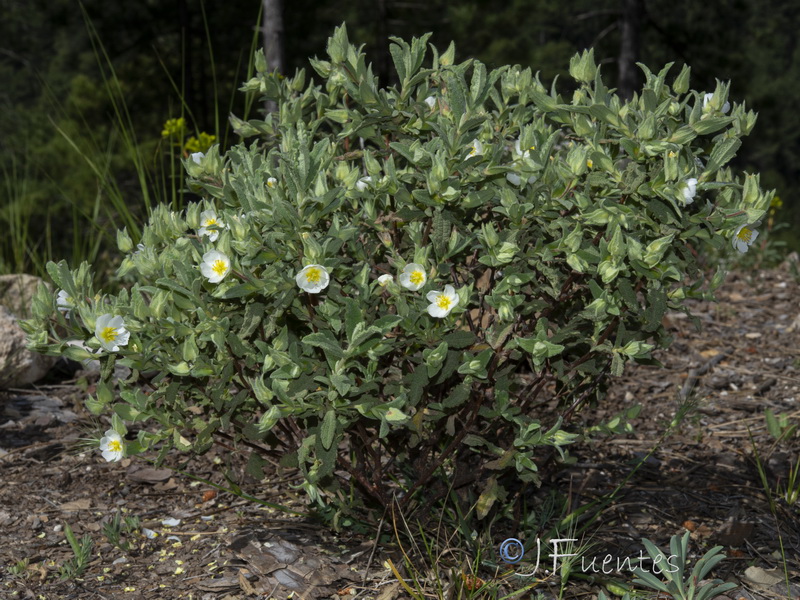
[0,273,48,320]
[0,274,58,388]
[0,306,55,388]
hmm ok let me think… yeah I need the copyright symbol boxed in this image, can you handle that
[499,538,524,564]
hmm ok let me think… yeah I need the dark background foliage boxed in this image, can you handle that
[1,0,797,274]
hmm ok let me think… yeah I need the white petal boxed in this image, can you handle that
[506,173,521,186]
[427,303,449,318]
[191,152,204,164]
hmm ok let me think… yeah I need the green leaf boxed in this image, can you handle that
[643,287,668,332]
[431,209,450,259]
[320,409,336,450]
[113,403,142,422]
[302,331,345,360]
[443,330,477,349]
[245,452,267,480]
[691,116,734,135]
[344,298,361,343]
[705,137,742,174]
[385,407,409,423]
[516,337,565,360]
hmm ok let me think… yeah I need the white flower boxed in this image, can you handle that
[703,92,730,114]
[356,176,372,192]
[296,264,330,293]
[99,429,124,462]
[377,274,393,286]
[133,243,145,255]
[399,263,427,291]
[514,139,534,159]
[267,177,277,188]
[682,178,698,204]
[426,285,459,318]
[94,314,130,352]
[200,250,231,283]
[468,139,483,157]
[57,290,74,314]
[732,224,759,253]
[424,96,436,108]
[190,152,204,164]
[506,173,522,186]
[198,210,225,242]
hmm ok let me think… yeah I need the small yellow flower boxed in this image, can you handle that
[184,132,216,153]
[161,117,186,139]
[586,159,593,169]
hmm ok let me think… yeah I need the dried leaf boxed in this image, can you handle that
[59,498,91,511]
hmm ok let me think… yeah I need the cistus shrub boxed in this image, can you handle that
[25,25,772,527]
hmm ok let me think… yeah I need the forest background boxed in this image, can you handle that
[1,0,798,279]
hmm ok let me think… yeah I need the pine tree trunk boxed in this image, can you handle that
[262,0,284,114]
[618,0,643,100]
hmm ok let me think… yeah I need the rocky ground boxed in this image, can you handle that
[1,266,799,600]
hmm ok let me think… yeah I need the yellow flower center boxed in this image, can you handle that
[100,327,118,343]
[305,267,322,284]
[267,179,276,188]
[212,260,228,276]
[410,271,424,285]
[108,439,122,452]
[586,159,593,168]
[436,295,452,310]
[737,227,753,243]
[204,218,217,227]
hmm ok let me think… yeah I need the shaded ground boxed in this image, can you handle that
[1,266,799,599]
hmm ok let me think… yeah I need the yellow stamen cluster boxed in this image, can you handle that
[100,327,118,343]
[436,295,453,310]
[737,227,753,243]
[212,260,227,276]
[305,268,322,284]
[409,271,424,286]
